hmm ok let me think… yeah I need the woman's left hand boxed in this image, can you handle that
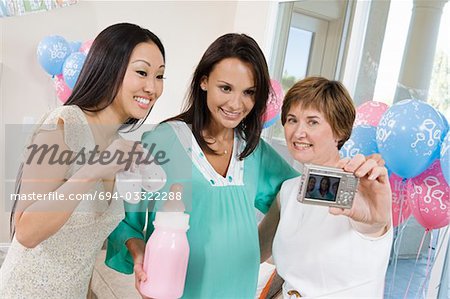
[329,154,392,236]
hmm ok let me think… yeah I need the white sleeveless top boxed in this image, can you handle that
[0,106,125,298]
[273,176,393,298]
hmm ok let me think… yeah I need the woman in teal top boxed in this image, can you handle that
[106,33,298,298]
[310,177,335,201]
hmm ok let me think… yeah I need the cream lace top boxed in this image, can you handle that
[0,105,124,298]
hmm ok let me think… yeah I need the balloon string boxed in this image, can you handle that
[414,231,435,299]
[403,229,428,299]
[389,217,410,297]
[399,179,408,224]
[388,225,401,297]
[416,226,450,298]
[388,180,408,298]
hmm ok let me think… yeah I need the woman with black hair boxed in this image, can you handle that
[106,33,298,298]
[1,23,166,298]
[311,177,334,200]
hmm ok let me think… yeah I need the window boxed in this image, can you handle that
[373,0,412,104]
[266,1,351,161]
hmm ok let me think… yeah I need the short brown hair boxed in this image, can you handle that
[281,77,355,149]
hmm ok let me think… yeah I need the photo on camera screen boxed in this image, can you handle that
[305,174,341,202]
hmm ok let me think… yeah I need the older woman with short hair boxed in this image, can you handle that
[260,77,392,298]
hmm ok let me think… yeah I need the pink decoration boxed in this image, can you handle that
[407,160,450,230]
[263,79,284,123]
[79,39,94,55]
[390,174,411,227]
[54,74,72,103]
[355,101,389,126]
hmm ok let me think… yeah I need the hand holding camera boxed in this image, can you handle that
[297,163,359,209]
[298,154,391,235]
[334,154,391,235]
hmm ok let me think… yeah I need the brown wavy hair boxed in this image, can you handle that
[165,33,271,160]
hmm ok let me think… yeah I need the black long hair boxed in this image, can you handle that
[65,22,165,132]
[10,23,165,237]
[166,33,271,160]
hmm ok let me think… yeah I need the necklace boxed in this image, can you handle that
[218,148,229,156]
[204,135,232,156]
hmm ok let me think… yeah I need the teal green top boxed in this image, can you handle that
[310,190,335,201]
[106,121,298,298]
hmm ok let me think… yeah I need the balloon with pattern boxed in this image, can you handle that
[69,41,82,53]
[263,79,283,129]
[407,160,450,230]
[340,125,378,158]
[355,100,389,127]
[62,52,87,89]
[376,99,445,178]
[440,131,450,185]
[54,74,71,103]
[438,111,449,140]
[390,174,411,227]
[37,35,71,76]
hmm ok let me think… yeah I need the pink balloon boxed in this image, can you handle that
[263,79,283,123]
[54,74,72,103]
[407,160,450,230]
[355,101,389,127]
[390,174,411,227]
[79,39,94,55]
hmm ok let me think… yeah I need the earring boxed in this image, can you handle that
[201,86,207,91]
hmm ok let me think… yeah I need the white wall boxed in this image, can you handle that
[1,18,5,243]
[0,1,277,243]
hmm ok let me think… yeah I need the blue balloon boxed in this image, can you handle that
[438,111,449,140]
[386,166,392,178]
[69,41,82,53]
[376,99,445,178]
[340,125,378,158]
[62,52,87,89]
[440,132,450,185]
[37,35,71,76]
[263,114,280,129]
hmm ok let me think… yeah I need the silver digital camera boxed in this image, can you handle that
[297,163,359,209]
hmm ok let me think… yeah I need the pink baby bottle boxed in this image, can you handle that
[140,198,190,298]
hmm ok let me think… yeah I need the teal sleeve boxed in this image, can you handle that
[105,206,147,274]
[254,140,299,214]
[105,123,178,274]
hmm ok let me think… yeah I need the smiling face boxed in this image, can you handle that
[112,42,165,121]
[281,77,356,153]
[284,103,340,166]
[332,182,339,194]
[320,177,330,192]
[200,58,256,130]
[307,176,316,192]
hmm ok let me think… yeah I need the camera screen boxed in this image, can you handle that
[305,174,340,202]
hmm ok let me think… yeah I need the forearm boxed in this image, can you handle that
[259,198,281,263]
[126,237,146,265]
[15,166,100,248]
[259,224,276,263]
[350,220,390,237]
